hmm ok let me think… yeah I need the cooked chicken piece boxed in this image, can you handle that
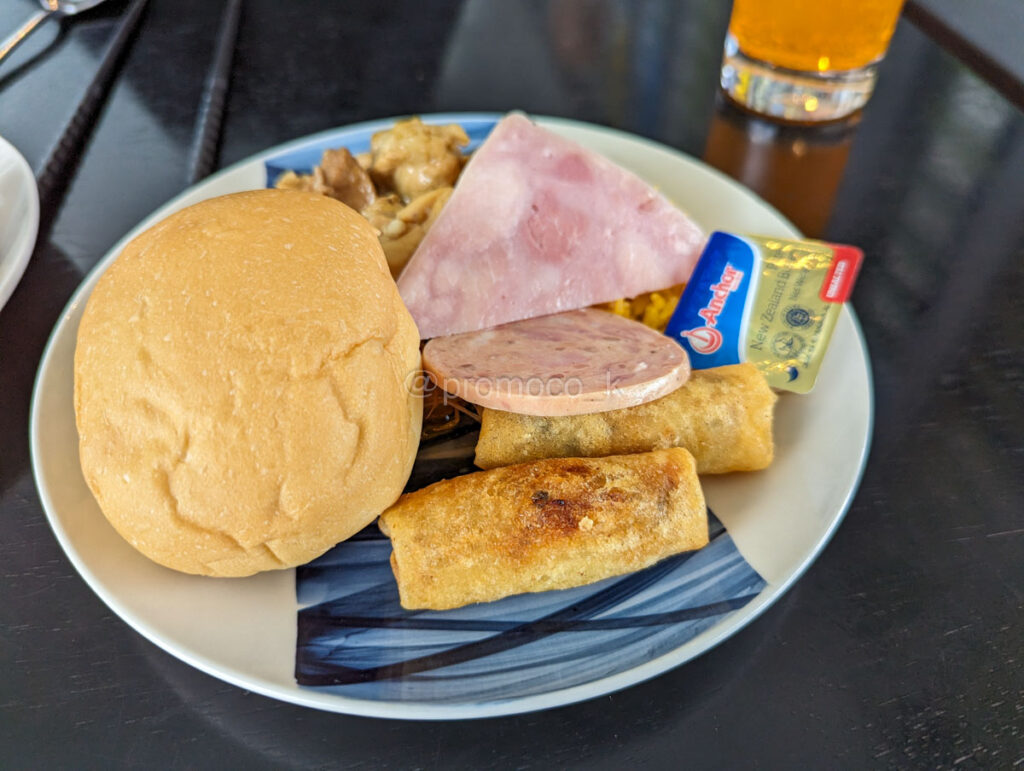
[274,123,462,276]
[274,148,376,211]
[367,117,469,201]
[361,187,453,277]
[274,170,315,193]
[316,147,377,210]
[361,194,404,235]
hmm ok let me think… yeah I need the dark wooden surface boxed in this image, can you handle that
[1,1,1022,768]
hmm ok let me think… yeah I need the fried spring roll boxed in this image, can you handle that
[474,363,776,474]
[378,448,707,610]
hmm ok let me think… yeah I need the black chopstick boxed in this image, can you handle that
[187,0,243,184]
[35,0,149,226]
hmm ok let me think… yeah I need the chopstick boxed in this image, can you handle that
[35,0,149,226]
[186,0,243,184]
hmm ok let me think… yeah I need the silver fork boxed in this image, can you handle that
[0,0,111,65]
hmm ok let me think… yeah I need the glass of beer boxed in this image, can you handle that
[721,0,905,122]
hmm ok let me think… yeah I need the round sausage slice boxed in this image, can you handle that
[422,309,691,416]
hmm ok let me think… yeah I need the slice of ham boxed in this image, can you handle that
[397,113,705,340]
[422,309,691,416]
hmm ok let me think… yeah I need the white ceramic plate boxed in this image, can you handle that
[0,135,39,311]
[30,114,872,719]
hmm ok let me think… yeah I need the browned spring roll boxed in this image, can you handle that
[378,448,707,610]
[474,363,776,474]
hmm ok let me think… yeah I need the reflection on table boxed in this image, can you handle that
[703,96,859,238]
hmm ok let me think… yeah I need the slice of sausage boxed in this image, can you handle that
[422,309,691,416]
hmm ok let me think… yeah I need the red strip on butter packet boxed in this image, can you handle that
[664,232,863,393]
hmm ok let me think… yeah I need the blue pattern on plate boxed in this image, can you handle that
[295,513,764,703]
[269,116,767,704]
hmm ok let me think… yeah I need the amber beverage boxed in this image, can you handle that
[722,0,905,122]
[703,97,859,237]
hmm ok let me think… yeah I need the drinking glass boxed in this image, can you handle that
[721,0,905,122]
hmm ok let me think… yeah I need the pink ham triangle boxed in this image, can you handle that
[396,113,705,339]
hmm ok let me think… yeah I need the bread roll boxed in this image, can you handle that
[74,190,422,576]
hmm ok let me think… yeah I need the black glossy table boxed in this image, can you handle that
[2,1,1022,767]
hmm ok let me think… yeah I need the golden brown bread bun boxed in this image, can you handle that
[74,189,422,576]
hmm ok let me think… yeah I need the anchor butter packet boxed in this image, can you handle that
[665,231,863,393]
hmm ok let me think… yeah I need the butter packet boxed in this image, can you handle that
[664,231,863,393]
